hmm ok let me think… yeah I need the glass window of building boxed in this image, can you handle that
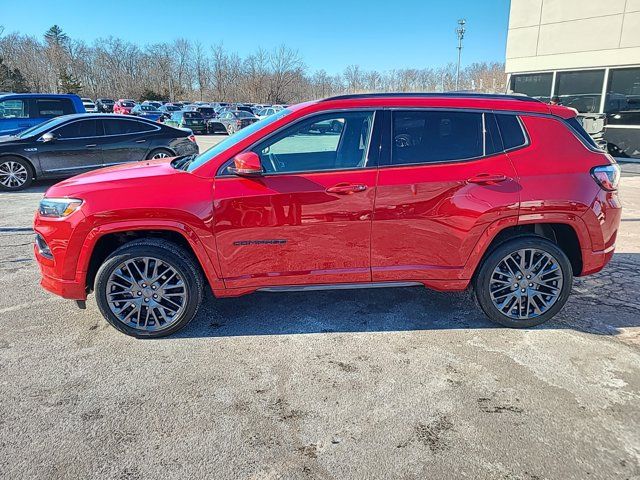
[509,73,553,102]
[554,70,605,113]
[605,67,640,126]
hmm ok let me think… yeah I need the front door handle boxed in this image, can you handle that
[85,144,97,148]
[467,174,508,184]
[326,183,367,194]
[135,139,146,143]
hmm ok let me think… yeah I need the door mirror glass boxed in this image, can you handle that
[229,151,263,176]
[40,132,56,143]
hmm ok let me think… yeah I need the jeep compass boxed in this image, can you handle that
[33,93,622,337]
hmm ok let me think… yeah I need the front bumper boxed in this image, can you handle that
[35,244,87,299]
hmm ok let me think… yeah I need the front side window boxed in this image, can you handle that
[248,111,374,174]
[510,73,553,102]
[605,67,640,125]
[36,99,74,117]
[0,99,28,119]
[554,70,605,113]
[391,110,483,165]
[54,120,98,139]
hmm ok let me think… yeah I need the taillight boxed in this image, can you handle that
[591,164,621,191]
[188,134,196,143]
[236,120,242,127]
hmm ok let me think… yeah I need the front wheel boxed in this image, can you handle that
[95,239,204,338]
[0,157,33,191]
[474,236,573,328]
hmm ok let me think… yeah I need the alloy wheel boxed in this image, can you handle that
[489,248,563,320]
[105,256,188,332]
[152,152,170,159]
[0,161,28,188]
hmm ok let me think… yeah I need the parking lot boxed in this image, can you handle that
[0,144,639,479]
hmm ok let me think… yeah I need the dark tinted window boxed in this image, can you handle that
[485,113,503,155]
[36,98,74,117]
[54,119,98,139]
[102,119,156,135]
[121,101,135,107]
[510,73,553,102]
[495,114,526,150]
[0,99,28,119]
[554,70,605,113]
[605,67,640,125]
[391,111,483,165]
[183,112,203,119]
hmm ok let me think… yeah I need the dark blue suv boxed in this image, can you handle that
[0,94,86,136]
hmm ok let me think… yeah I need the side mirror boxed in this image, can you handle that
[229,152,263,177]
[40,132,56,143]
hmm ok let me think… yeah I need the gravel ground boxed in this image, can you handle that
[0,149,639,480]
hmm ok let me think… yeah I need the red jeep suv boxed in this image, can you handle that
[34,93,622,337]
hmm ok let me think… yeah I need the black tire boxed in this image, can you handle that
[94,239,204,338]
[0,156,34,191]
[474,236,573,328]
[146,148,173,160]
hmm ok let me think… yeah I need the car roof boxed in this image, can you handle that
[0,93,81,99]
[47,113,159,122]
[288,92,568,117]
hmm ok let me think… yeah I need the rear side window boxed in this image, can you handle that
[495,114,527,150]
[391,110,483,165]
[103,119,156,135]
[36,99,74,117]
[54,119,97,139]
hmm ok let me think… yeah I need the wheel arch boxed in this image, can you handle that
[79,222,224,293]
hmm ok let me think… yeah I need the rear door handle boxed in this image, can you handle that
[467,174,508,184]
[326,183,368,194]
[85,144,97,148]
[135,139,146,143]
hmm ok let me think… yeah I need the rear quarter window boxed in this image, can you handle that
[565,117,600,150]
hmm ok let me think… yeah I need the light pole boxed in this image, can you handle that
[455,19,466,91]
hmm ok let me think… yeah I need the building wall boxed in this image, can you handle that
[506,0,640,73]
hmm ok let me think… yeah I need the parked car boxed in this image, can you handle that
[113,99,136,115]
[96,98,115,113]
[142,100,163,109]
[131,104,163,122]
[158,104,181,121]
[81,98,98,113]
[163,111,207,135]
[217,110,259,134]
[32,93,622,338]
[0,113,198,190]
[0,93,86,136]
[255,107,278,120]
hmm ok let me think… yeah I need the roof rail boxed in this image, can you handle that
[320,92,542,103]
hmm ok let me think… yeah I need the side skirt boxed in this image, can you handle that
[257,282,422,293]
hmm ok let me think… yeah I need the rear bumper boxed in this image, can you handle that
[579,189,621,276]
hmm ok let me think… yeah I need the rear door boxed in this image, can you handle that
[100,118,160,165]
[213,110,382,289]
[36,118,103,175]
[371,109,520,284]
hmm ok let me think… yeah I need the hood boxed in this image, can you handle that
[0,135,28,145]
[45,158,180,197]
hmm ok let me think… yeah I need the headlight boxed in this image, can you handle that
[38,198,83,217]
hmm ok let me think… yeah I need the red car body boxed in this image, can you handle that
[33,93,621,334]
[113,99,135,115]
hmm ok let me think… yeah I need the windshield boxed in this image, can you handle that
[187,109,291,172]
[17,117,67,138]
[198,108,214,114]
[184,112,203,118]
[121,101,135,107]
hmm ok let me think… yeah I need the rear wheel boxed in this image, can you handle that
[474,236,573,328]
[226,124,235,135]
[146,148,173,160]
[95,239,204,338]
[0,157,33,191]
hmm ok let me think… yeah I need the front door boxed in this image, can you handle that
[372,109,520,284]
[213,110,381,289]
[37,118,103,176]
